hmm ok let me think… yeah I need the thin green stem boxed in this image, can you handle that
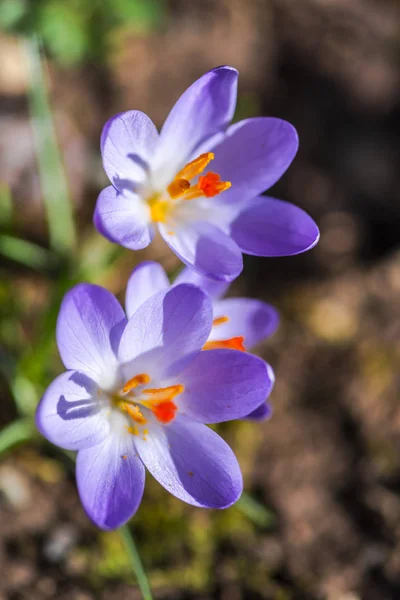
[119,525,153,600]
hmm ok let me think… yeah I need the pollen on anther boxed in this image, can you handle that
[121,402,147,425]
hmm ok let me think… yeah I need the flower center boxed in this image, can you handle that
[112,373,184,435]
[203,315,247,352]
[149,152,231,223]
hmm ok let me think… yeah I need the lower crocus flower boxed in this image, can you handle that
[36,282,273,530]
[125,261,279,421]
[94,66,319,282]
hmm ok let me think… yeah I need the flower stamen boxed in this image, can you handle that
[175,152,215,182]
[150,152,231,222]
[165,152,231,202]
[123,373,151,394]
[203,337,246,352]
[212,316,229,327]
[120,401,147,425]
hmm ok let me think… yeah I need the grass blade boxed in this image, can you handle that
[0,418,36,457]
[235,492,275,528]
[0,234,57,272]
[0,182,13,226]
[24,34,76,255]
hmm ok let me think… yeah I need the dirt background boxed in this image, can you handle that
[1,1,400,598]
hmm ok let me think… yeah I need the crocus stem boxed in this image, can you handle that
[119,525,153,600]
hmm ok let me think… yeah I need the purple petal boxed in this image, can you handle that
[210,298,279,349]
[118,284,213,380]
[179,350,274,423]
[36,371,110,451]
[76,432,145,530]
[101,110,159,193]
[210,118,299,204]
[159,221,243,283]
[174,266,230,300]
[152,66,238,186]
[56,283,126,388]
[135,417,242,508]
[245,401,272,421]
[94,185,154,251]
[230,195,320,256]
[126,261,170,319]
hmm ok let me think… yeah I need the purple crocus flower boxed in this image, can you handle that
[126,261,278,421]
[94,66,319,282]
[36,282,273,530]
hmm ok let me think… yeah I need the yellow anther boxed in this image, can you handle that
[122,373,150,394]
[167,178,191,200]
[142,384,184,404]
[175,152,214,181]
[203,337,246,352]
[120,402,147,425]
[212,316,229,327]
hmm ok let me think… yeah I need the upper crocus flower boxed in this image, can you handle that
[126,261,279,421]
[36,281,273,530]
[94,66,319,282]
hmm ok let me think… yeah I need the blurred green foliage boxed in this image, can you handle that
[0,0,165,66]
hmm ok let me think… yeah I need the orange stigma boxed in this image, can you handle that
[142,384,184,424]
[197,172,231,197]
[152,401,177,424]
[203,337,246,352]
